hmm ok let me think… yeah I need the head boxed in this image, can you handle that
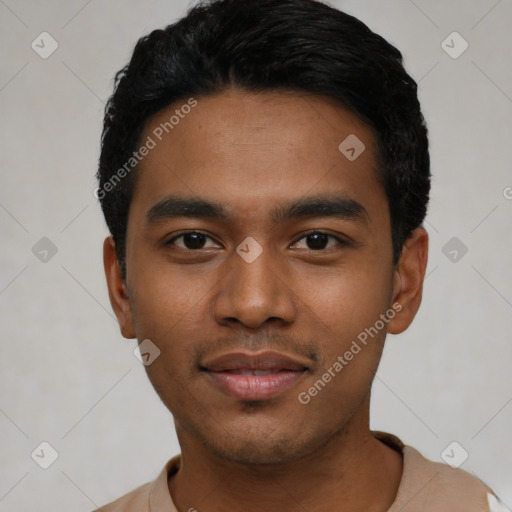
[98,0,430,465]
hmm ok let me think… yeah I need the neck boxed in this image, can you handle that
[168,396,403,512]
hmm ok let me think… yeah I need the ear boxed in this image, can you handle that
[387,227,429,335]
[103,236,136,339]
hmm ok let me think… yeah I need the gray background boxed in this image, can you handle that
[1,0,511,510]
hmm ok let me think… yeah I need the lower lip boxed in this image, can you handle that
[204,370,306,400]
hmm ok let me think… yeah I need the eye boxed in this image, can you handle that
[166,231,219,250]
[292,231,345,251]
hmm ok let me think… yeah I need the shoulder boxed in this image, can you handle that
[372,431,503,512]
[92,481,152,512]
[91,455,180,512]
[397,444,499,511]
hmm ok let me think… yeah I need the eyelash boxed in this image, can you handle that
[165,230,347,251]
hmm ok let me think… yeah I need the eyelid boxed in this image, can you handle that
[166,230,220,248]
[165,229,350,250]
[291,230,349,248]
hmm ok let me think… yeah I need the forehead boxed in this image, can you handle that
[129,88,387,228]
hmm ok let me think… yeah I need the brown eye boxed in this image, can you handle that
[167,232,217,250]
[293,231,344,251]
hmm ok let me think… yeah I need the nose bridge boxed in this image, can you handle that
[213,237,295,327]
[234,239,278,294]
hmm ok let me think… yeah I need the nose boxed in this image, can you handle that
[212,241,296,329]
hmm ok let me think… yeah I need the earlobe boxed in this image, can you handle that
[387,227,429,335]
[103,236,136,339]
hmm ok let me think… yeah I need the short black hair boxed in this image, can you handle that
[97,0,430,279]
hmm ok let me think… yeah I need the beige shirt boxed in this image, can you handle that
[94,431,505,511]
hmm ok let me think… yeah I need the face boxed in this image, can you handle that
[104,87,427,465]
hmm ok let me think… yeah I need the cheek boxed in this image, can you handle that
[299,265,392,332]
[132,286,203,345]
[128,248,212,331]
[297,267,393,388]
[299,271,391,402]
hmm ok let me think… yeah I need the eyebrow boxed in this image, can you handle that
[146,194,369,225]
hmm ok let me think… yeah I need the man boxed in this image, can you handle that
[94,0,505,510]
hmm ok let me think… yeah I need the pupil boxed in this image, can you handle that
[184,233,205,249]
[308,233,328,250]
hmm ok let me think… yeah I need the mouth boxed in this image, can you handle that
[200,351,310,401]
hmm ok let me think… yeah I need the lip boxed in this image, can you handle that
[201,350,310,401]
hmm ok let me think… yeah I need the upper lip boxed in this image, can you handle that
[200,350,310,372]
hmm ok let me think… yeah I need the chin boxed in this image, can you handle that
[208,439,300,465]
[200,426,327,466]
[173,397,347,466]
